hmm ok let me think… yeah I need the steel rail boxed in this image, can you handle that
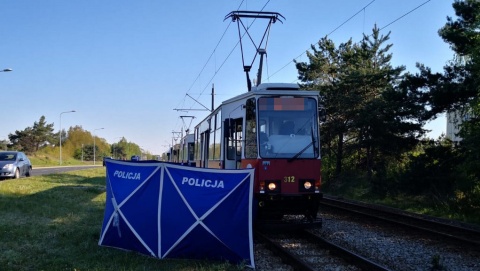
[321,196,480,248]
[255,230,391,271]
[298,230,391,271]
[255,230,317,271]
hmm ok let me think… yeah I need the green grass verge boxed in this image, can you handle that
[323,177,480,225]
[29,154,94,167]
[0,168,243,271]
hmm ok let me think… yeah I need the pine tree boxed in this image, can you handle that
[8,116,55,153]
[296,26,425,186]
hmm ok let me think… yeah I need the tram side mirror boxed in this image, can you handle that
[224,118,233,137]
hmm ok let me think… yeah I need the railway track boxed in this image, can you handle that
[320,196,480,248]
[255,230,390,271]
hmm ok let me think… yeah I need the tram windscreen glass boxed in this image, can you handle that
[257,97,320,159]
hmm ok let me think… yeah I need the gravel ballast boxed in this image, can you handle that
[311,211,480,271]
[251,210,479,270]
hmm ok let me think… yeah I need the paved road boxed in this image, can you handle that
[31,165,102,176]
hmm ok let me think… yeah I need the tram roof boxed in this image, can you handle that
[251,83,300,91]
[221,82,319,105]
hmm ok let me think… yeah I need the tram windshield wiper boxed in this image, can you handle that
[287,126,317,162]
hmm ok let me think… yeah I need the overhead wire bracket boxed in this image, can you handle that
[224,11,285,91]
[180,115,195,134]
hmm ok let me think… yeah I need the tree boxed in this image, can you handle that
[438,0,480,134]
[8,116,55,153]
[349,27,425,182]
[401,0,480,212]
[407,0,480,120]
[296,37,357,178]
[401,138,460,199]
[66,126,93,159]
[439,0,480,211]
[32,116,56,149]
[0,139,7,151]
[296,26,425,187]
[111,137,127,159]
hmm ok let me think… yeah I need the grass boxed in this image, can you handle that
[323,177,480,226]
[0,168,242,271]
[29,153,95,167]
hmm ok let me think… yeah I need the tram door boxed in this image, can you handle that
[224,118,243,169]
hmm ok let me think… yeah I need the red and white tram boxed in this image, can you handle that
[193,83,322,221]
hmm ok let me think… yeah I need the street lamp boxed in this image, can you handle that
[93,128,104,165]
[0,68,12,72]
[59,110,76,165]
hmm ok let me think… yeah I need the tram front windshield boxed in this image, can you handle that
[258,97,319,159]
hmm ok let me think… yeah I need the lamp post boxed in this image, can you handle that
[59,110,76,165]
[0,68,12,72]
[93,128,104,165]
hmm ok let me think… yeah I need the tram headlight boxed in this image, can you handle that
[299,179,315,192]
[264,180,280,194]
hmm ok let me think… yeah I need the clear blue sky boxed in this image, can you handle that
[1,0,455,155]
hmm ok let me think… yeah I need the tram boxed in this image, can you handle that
[172,10,324,222]
[179,133,196,166]
[193,82,322,221]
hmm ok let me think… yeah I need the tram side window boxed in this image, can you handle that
[208,113,221,161]
[226,118,243,161]
[213,112,222,160]
[188,142,194,161]
[227,137,237,160]
[181,143,186,162]
[201,131,209,166]
[209,128,215,160]
[245,98,258,158]
[213,128,221,160]
[194,127,200,161]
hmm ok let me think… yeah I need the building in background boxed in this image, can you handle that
[446,109,472,143]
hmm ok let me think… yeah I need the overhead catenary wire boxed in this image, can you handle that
[177,0,272,114]
[327,0,376,37]
[266,0,377,81]
[170,0,248,138]
[266,0,432,82]
[169,0,431,148]
[174,0,247,112]
[379,0,431,31]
